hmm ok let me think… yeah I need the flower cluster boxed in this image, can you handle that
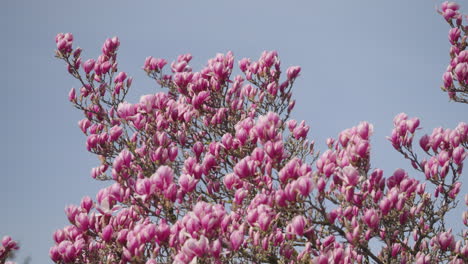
[0,236,19,264]
[439,1,468,103]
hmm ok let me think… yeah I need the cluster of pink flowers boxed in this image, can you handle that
[0,236,19,264]
[40,2,468,263]
[440,1,468,103]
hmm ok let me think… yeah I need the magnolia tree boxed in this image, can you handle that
[2,2,468,264]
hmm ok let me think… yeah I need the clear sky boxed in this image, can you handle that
[1,0,467,263]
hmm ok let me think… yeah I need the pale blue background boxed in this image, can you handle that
[1,0,467,262]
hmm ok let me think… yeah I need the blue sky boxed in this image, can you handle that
[1,0,467,262]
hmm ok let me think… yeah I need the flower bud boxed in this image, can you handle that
[286,66,301,80]
[230,230,244,251]
[83,59,95,74]
[68,88,76,102]
[291,215,307,236]
[102,225,113,242]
